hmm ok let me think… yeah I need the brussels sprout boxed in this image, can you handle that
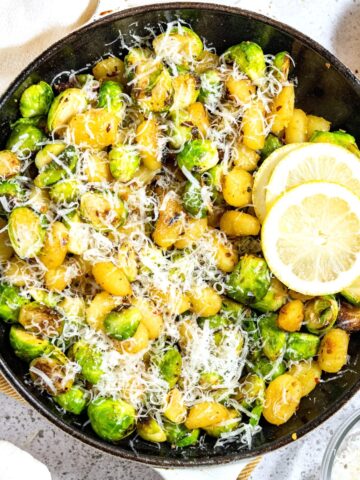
[35,142,66,169]
[341,277,360,306]
[54,385,89,414]
[0,180,24,199]
[153,26,203,67]
[124,47,153,80]
[204,409,241,438]
[18,302,63,338]
[88,397,136,441]
[163,421,200,447]
[252,278,288,313]
[6,124,46,156]
[29,288,60,308]
[104,307,142,341]
[310,130,360,156]
[47,88,87,132]
[8,207,46,258]
[80,191,127,231]
[11,116,46,130]
[109,145,141,182]
[304,295,338,335]
[285,332,320,361]
[137,417,167,442]
[71,340,103,384]
[251,356,286,382]
[49,179,81,204]
[9,325,52,362]
[273,51,291,82]
[0,151,20,178]
[177,140,219,173]
[259,313,287,361]
[198,69,222,108]
[197,315,230,331]
[183,180,208,218]
[136,68,173,113]
[171,73,199,111]
[168,123,192,149]
[58,296,85,325]
[195,50,220,74]
[337,301,360,332]
[221,297,250,322]
[34,145,78,188]
[225,41,266,83]
[19,81,54,118]
[159,347,182,388]
[98,80,124,118]
[260,134,283,161]
[0,283,29,323]
[30,354,74,395]
[226,255,271,305]
[199,372,223,391]
[235,373,265,408]
[93,56,125,84]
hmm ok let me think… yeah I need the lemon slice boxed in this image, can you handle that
[265,143,360,211]
[252,143,306,223]
[262,181,360,295]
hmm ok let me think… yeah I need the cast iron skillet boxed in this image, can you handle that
[0,2,359,468]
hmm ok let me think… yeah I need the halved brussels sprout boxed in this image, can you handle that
[30,353,74,396]
[136,68,173,113]
[177,139,219,173]
[341,276,360,306]
[198,69,222,108]
[93,56,125,84]
[29,288,60,308]
[0,180,24,199]
[9,325,52,362]
[0,283,29,323]
[158,347,182,388]
[285,332,320,361]
[272,52,291,82]
[310,130,359,156]
[337,301,360,332]
[35,142,66,169]
[0,151,21,178]
[225,41,266,83]
[167,123,192,150]
[80,191,127,231]
[49,179,81,204]
[104,307,142,341]
[54,385,89,415]
[88,397,136,442]
[252,278,288,313]
[108,145,141,182]
[137,417,167,442]
[47,88,87,132]
[171,73,199,111]
[226,255,271,305]
[304,295,339,335]
[221,297,250,322]
[98,80,124,118]
[18,302,63,338]
[194,50,220,74]
[34,145,78,187]
[71,340,103,384]
[20,81,54,118]
[204,409,241,438]
[124,47,153,81]
[163,420,200,447]
[260,134,283,161]
[8,207,46,258]
[183,180,208,218]
[251,356,286,382]
[6,124,46,156]
[259,313,287,361]
[153,26,203,67]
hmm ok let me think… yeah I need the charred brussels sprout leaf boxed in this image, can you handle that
[304,295,338,335]
[226,255,271,304]
[163,421,200,447]
[183,180,208,218]
[285,332,320,361]
[54,386,89,414]
[137,417,167,442]
[104,307,142,341]
[88,397,136,442]
[8,207,46,258]
[259,314,287,361]
[6,124,46,156]
[109,145,141,182]
[225,41,266,83]
[71,340,103,384]
[9,325,52,362]
[159,347,182,388]
[20,81,54,118]
[0,284,29,323]
[177,140,219,173]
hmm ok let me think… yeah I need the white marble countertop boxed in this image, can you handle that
[1,0,360,479]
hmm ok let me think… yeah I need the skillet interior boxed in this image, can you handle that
[0,2,359,467]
